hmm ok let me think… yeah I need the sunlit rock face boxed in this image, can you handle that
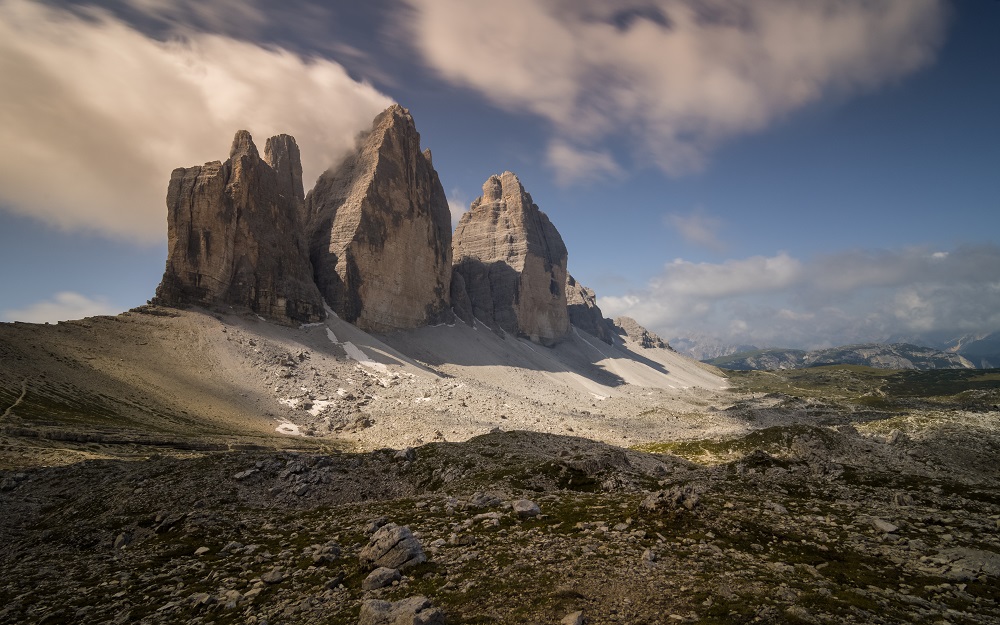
[155,131,324,324]
[304,105,452,332]
[452,171,569,346]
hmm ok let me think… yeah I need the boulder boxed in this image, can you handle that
[640,485,700,513]
[358,523,426,571]
[561,611,585,625]
[452,172,569,345]
[154,131,324,324]
[358,595,445,625]
[305,104,452,332]
[362,567,401,591]
[511,499,541,519]
[566,274,615,344]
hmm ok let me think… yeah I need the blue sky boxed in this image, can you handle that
[1,0,998,350]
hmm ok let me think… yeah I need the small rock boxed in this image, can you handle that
[312,542,342,565]
[189,592,213,607]
[154,512,187,534]
[194,546,210,556]
[469,492,502,509]
[511,499,541,519]
[893,492,914,506]
[363,567,401,591]
[234,469,257,480]
[767,502,789,515]
[260,568,285,584]
[642,548,657,567]
[640,485,700,513]
[394,447,416,462]
[324,570,347,590]
[561,611,585,625]
[365,517,389,535]
[113,533,132,550]
[871,518,899,534]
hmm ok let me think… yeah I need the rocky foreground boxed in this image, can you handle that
[2,407,999,625]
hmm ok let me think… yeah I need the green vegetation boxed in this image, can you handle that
[633,424,836,464]
[728,365,1000,411]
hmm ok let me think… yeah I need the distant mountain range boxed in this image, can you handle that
[668,335,760,361]
[703,343,976,371]
[936,331,1000,369]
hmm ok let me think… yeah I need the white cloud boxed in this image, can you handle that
[1,292,119,324]
[0,0,391,242]
[652,253,803,298]
[598,244,1000,349]
[401,0,947,182]
[447,187,469,229]
[666,209,725,250]
[546,141,624,185]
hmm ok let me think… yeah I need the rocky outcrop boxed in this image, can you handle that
[613,317,670,350]
[154,131,324,324]
[304,105,452,332]
[452,172,569,346]
[566,275,615,344]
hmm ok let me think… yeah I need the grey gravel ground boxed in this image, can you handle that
[2,422,998,625]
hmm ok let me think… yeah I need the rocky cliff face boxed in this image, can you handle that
[154,131,324,324]
[305,105,452,332]
[452,172,569,346]
[613,317,671,350]
[566,275,614,344]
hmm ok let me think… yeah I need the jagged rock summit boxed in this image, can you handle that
[153,107,642,352]
[154,130,324,324]
[452,172,570,346]
[613,317,671,350]
[304,104,452,333]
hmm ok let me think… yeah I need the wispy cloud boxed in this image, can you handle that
[1,292,119,324]
[546,141,623,186]
[598,245,1000,349]
[401,0,947,183]
[0,0,391,242]
[666,209,725,251]
[447,187,469,229]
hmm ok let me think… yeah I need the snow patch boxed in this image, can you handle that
[342,341,388,373]
[300,322,325,329]
[326,327,339,344]
[275,420,303,436]
[590,393,607,401]
[308,399,335,417]
[279,398,300,408]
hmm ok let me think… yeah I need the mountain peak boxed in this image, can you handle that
[155,131,323,324]
[229,129,258,160]
[452,172,569,345]
[304,104,452,332]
